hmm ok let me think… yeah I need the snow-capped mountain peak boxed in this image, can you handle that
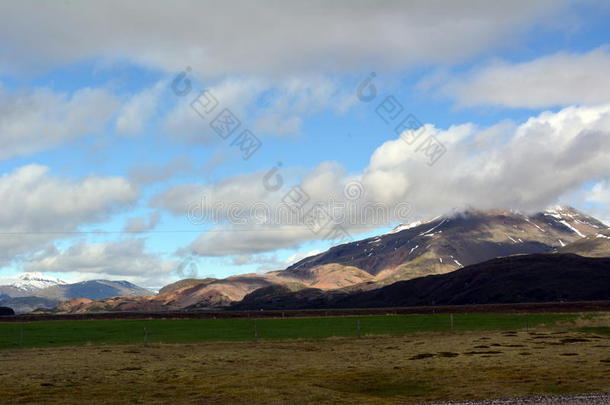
[388,216,441,234]
[9,272,67,291]
[543,205,606,234]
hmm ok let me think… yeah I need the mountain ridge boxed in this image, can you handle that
[53,206,610,314]
[0,277,153,314]
[233,253,610,309]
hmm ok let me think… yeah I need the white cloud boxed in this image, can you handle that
[187,225,316,257]
[163,77,266,143]
[164,76,358,140]
[361,104,610,214]
[231,254,279,267]
[429,47,610,108]
[116,81,165,135]
[0,164,138,265]
[230,249,323,273]
[586,180,610,225]
[0,1,568,77]
[22,239,178,287]
[588,181,610,205]
[128,156,196,185]
[252,76,358,136]
[123,212,160,233]
[154,103,610,257]
[0,85,118,159]
[151,169,278,219]
[285,250,322,267]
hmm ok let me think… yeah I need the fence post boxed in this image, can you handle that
[356,319,362,338]
[253,320,258,341]
[143,327,148,346]
[19,328,23,348]
[450,314,454,331]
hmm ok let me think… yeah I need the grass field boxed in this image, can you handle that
[2,313,609,404]
[0,313,583,349]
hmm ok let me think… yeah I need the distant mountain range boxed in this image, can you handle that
[53,206,610,314]
[0,272,152,314]
[0,272,67,297]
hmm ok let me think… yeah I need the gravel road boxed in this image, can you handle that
[420,393,610,404]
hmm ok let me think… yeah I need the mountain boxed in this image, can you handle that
[55,206,609,313]
[233,254,610,309]
[556,229,610,257]
[0,275,153,314]
[281,206,606,287]
[0,272,66,297]
[158,278,218,295]
[0,296,59,315]
[0,306,15,316]
[35,280,153,301]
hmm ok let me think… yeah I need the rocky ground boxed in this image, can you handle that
[423,393,610,404]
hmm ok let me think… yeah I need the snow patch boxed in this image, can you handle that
[389,216,441,234]
[419,219,447,236]
[524,218,545,233]
[544,212,563,220]
[559,220,586,237]
[389,221,422,234]
[3,272,67,292]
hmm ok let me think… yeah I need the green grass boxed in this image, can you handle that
[0,313,580,349]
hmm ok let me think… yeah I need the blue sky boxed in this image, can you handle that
[0,0,609,288]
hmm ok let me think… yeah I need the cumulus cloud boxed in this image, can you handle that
[116,81,166,135]
[428,47,610,108]
[363,104,610,214]
[0,85,118,159]
[153,160,413,256]
[231,249,323,273]
[251,76,358,136]
[0,164,138,265]
[231,254,274,266]
[0,1,567,77]
[154,103,610,257]
[22,239,178,286]
[164,75,358,142]
[128,156,197,185]
[586,180,610,225]
[588,181,610,205]
[122,212,161,234]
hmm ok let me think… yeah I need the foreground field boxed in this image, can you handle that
[1,317,610,404]
[0,313,581,349]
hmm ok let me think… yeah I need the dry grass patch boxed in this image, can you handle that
[0,323,609,404]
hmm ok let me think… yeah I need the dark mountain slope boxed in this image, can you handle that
[234,254,610,309]
[0,296,60,314]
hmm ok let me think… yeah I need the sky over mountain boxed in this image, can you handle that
[0,0,609,288]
